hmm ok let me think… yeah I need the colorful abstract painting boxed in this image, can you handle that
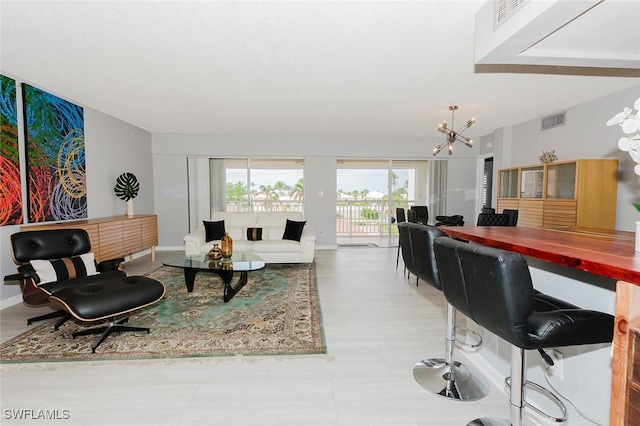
[0,75,23,225]
[23,84,86,222]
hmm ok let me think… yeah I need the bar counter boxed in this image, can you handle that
[440,226,640,425]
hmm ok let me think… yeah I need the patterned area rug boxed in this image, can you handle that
[0,263,325,363]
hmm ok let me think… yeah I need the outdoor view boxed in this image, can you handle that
[223,160,418,243]
[188,158,432,244]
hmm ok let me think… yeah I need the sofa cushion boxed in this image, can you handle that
[247,227,263,241]
[282,219,306,242]
[256,212,301,239]
[203,220,225,242]
[30,253,98,285]
[201,239,252,254]
[252,239,302,253]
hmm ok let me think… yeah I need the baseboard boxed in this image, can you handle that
[457,349,506,395]
[316,245,338,250]
[157,246,184,251]
[1,294,24,310]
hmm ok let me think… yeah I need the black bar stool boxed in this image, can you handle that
[407,223,489,401]
[433,237,614,425]
[395,207,406,270]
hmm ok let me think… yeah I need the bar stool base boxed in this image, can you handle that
[413,358,489,401]
[467,418,510,426]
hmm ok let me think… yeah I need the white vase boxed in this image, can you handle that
[126,199,134,218]
[635,221,640,252]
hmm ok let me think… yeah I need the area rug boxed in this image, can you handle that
[0,263,325,363]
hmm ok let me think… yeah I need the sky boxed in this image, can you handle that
[226,169,409,193]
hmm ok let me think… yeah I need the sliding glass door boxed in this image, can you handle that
[336,159,437,247]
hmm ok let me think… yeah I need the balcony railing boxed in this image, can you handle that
[226,199,411,238]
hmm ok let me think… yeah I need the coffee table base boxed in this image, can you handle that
[183,268,248,302]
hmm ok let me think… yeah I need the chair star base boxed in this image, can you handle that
[72,317,151,353]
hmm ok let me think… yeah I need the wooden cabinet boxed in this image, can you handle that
[21,215,157,262]
[497,159,618,229]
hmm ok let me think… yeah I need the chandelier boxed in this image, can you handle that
[433,106,476,156]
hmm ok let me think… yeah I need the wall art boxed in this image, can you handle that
[0,74,23,225]
[22,84,86,222]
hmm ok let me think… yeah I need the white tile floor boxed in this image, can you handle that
[0,248,515,426]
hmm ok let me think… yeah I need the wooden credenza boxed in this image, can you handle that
[21,215,158,262]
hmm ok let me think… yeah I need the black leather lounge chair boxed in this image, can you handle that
[5,229,166,353]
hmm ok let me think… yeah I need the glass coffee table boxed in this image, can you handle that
[163,253,265,302]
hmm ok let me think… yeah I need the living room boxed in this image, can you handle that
[1,1,640,424]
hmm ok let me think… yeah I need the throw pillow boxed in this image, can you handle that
[203,220,225,242]
[282,219,306,242]
[30,253,98,285]
[247,227,263,241]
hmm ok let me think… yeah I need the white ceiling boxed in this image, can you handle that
[1,0,639,139]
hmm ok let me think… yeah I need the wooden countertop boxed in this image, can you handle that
[441,226,640,285]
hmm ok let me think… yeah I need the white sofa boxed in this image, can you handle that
[184,212,316,263]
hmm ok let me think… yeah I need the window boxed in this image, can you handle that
[187,158,304,231]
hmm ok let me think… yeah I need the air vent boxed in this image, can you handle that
[541,112,566,131]
[494,0,528,28]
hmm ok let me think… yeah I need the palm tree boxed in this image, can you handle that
[290,178,304,201]
[273,180,291,199]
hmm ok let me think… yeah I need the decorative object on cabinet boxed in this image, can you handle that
[432,105,475,156]
[114,172,139,217]
[607,96,640,175]
[538,150,558,163]
[497,159,618,229]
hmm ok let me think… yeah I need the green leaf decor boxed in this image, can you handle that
[114,172,139,201]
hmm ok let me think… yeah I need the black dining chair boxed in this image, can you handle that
[407,209,417,223]
[476,212,512,226]
[502,209,519,226]
[411,206,429,225]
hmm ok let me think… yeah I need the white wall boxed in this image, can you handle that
[1,107,153,305]
[151,133,480,248]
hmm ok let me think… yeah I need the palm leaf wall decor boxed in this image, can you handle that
[114,172,139,201]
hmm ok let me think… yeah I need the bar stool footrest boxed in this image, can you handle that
[454,325,482,349]
[505,376,567,423]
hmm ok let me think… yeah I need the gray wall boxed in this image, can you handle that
[1,106,153,306]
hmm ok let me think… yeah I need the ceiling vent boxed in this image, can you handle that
[541,112,566,131]
[494,0,528,29]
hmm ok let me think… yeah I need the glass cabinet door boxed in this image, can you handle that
[520,166,544,198]
[546,162,576,199]
[499,169,518,198]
